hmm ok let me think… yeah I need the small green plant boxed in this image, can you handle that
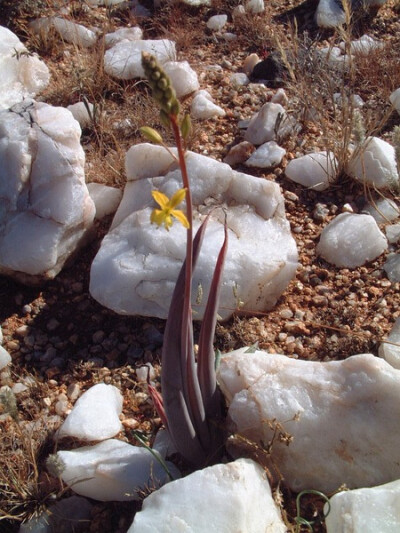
[140,52,228,468]
[295,490,331,532]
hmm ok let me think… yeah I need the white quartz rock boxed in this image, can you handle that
[104,26,143,48]
[340,34,384,55]
[191,90,226,120]
[67,101,94,128]
[87,183,122,220]
[206,15,228,31]
[348,137,399,189]
[317,213,387,267]
[104,39,176,80]
[0,100,95,284]
[163,61,199,98]
[325,479,400,533]
[315,0,346,28]
[362,198,399,224]
[390,88,400,115]
[128,459,286,533]
[218,349,400,493]
[386,223,400,244]
[31,17,97,47]
[89,143,298,320]
[245,0,265,13]
[0,26,50,111]
[244,103,293,145]
[383,253,400,282]
[245,141,286,168]
[0,346,11,370]
[379,317,400,369]
[58,439,179,501]
[285,151,338,191]
[58,383,123,441]
[231,73,250,86]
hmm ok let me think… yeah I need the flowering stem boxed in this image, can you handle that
[170,115,193,351]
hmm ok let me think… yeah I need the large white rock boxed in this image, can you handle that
[67,101,94,128]
[57,439,179,501]
[218,349,400,493]
[30,18,97,48]
[163,61,199,98]
[244,103,293,146]
[325,479,400,533]
[316,213,388,268]
[0,26,50,111]
[379,317,400,370]
[58,383,123,441]
[104,39,176,80]
[285,151,338,191]
[89,143,298,320]
[245,141,286,169]
[191,90,226,120]
[128,458,286,532]
[0,100,95,284]
[348,137,399,189]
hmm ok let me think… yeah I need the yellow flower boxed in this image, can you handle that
[151,188,190,230]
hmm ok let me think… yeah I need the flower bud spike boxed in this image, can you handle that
[140,126,164,145]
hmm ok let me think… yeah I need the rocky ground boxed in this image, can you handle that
[0,0,399,531]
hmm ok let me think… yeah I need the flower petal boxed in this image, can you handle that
[152,190,169,209]
[163,215,173,230]
[172,209,190,229]
[151,208,165,226]
[169,188,187,209]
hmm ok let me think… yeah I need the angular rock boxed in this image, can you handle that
[285,152,337,191]
[57,439,180,501]
[390,88,400,115]
[58,383,123,441]
[90,143,298,320]
[87,183,122,220]
[315,0,346,28]
[19,496,92,533]
[245,0,265,13]
[104,39,176,80]
[244,103,293,145]
[206,15,228,31]
[325,479,400,533]
[163,61,199,98]
[0,100,95,284]
[386,223,400,244]
[379,317,400,369]
[0,346,11,370]
[191,90,226,120]
[362,198,399,224]
[231,73,250,86]
[218,349,400,493]
[224,141,256,167]
[317,213,388,268]
[0,26,50,111]
[67,101,95,128]
[341,34,384,55]
[31,18,97,48]
[128,459,286,532]
[348,137,399,189]
[383,253,400,282]
[104,26,143,48]
[243,53,260,76]
[245,141,286,168]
